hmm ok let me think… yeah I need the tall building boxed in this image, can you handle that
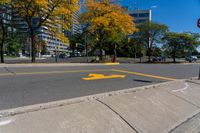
[1,4,81,56]
[128,9,152,26]
[37,25,69,55]
[71,10,81,35]
[0,5,14,34]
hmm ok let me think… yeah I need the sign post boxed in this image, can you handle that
[198,18,200,79]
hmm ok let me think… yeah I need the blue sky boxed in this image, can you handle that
[121,0,200,33]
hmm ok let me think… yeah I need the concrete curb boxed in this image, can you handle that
[0,80,177,119]
[0,63,120,68]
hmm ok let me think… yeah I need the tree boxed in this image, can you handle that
[152,47,162,57]
[6,33,21,56]
[128,31,148,59]
[105,32,127,62]
[0,14,6,62]
[128,37,144,58]
[13,0,79,62]
[0,0,10,4]
[81,0,137,62]
[163,32,200,63]
[70,33,82,56]
[80,24,99,57]
[136,21,168,62]
[34,35,47,56]
[0,0,12,63]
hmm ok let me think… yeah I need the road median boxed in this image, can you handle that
[1,79,200,133]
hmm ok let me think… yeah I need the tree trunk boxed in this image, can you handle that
[173,46,176,63]
[134,44,137,59]
[98,30,104,62]
[0,44,4,63]
[99,48,103,61]
[0,19,5,63]
[30,32,36,63]
[99,41,103,61]
[112,44,117,62]
[148,48,151,63]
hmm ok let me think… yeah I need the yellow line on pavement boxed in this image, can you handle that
[0,69,112,77]
[104,62,120,65]
[0,73,13,76]
[112,69,177,81]
[83,73,126,80]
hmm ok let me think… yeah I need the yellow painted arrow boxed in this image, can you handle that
[83,73,126,81]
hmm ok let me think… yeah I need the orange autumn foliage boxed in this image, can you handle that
[81,0,137,36]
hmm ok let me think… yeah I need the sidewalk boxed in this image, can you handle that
[0,80,200,133]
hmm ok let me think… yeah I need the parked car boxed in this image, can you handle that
[152,56,164,62]
[185,56,198,62]
[41,55,51,58]
[59,53,66,59]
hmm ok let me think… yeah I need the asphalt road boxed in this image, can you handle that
[0,63,199,110]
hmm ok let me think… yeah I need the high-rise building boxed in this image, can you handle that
[0,5,14,34]
[37,25,69,55]
[71,10,81,35]
[128,9,152,26]
[1,4,81,56]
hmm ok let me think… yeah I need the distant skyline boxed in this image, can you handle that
[121,0,200,33]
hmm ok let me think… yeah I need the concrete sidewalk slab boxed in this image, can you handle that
[161,80,200,108]
[100,85,199,133]
[170,112,200,133]
[0,101,135,133]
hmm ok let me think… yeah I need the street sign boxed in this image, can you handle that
[198,18,200,28]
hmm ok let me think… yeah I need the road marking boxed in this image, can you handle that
[83,73,126,80]
[0,68,177,81]
[104,62,120,65]
[112,69,177,81]
[0,73,13,76]
[172,82,189,92]
[0,69,112,77]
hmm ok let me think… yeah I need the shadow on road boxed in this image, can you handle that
[133,79,153,83]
